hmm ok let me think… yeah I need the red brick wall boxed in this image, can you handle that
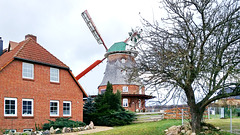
[122,97,145,112]
[0,60,83,132]
[98,85,144,94]
[98,85,145,112]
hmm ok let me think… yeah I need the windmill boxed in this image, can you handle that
[75,10,140,80]
[77,10,153,112]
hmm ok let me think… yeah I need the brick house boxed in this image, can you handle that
[98,42,153,112]
[0,35,87,132]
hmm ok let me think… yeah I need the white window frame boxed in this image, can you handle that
[123,98,128,107]
[139,87,142,94]
[63,101,72,116]
[50,67,59,83]
[123,86,128,92]
[22,62,34,79]
[50,100,59,116]
[22,99,34,116]
[139,99,141,108]
[4,98,17,116]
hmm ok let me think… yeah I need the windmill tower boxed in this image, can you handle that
[77,10,153,112]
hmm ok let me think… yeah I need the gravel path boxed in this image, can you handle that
[59,126,113,135]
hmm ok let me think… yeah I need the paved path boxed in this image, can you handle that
[59,126,113,135]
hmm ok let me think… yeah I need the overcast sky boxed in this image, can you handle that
[0,0,161,96]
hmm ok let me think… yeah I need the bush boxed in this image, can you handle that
[83,82,136,127]
[106,111,136,126]
[42,117,86,130]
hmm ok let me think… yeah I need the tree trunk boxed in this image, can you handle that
[190,105,204,133]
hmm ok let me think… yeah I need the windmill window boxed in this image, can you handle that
[101,89,106,94]
[123,98,128,107]
[139,99,141,108]
[121,59,126,63]
[123,86,128,92]
[121,70,127,75]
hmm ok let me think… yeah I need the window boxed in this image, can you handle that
[121,70,127,75]
[4,98,17,116]
[63,101,71,116]
[5,129,16,133]
[23,129,32,132]
[123,86,128,92]
[139,99,141,108]
[50,68,59,83]
[22,99,33,116]
[121,59,126,63]
[50,100,59,116]
[22,62,34,79]
[123,98,128,107]
[139,87,142,94]
[101,89,106,94]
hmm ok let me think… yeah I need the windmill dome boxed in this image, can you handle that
[107,42,127,52]
[105,42,138,58]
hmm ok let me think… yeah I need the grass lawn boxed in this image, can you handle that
[88,119,181,135]
[87,119,238,135]
[205,118,240,134]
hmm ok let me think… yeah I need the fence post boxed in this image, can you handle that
[208,107,210,119]
[230,108,232,133]
[182,109,184,125]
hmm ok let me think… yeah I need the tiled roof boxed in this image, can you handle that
[0,35,87,97]
[0,37,68,70]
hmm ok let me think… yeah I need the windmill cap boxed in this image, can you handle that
[107,42,127,52]
[105,42,138,58]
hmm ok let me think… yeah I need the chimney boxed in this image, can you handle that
[25,34,37,42]
[0,37,3,56]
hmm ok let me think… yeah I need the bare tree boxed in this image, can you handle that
[133,0,240,133]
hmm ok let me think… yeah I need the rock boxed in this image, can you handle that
[62,127,66,133]
[166,125,181,135]
[42,130,50,135]
[50,127,55,134]
[55,128,61,134]
[84,125,90,130]
[80,127,85,131]
[65,128,71,133]
[36,131,43,135]
[191,133,196,135]
[73,128,78,132]
[203,126,209,130]
[186,130,192,135]
[89,121,95,129]
[13,132,21,135]
[55,129,61,134]
[181,130,186,134]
